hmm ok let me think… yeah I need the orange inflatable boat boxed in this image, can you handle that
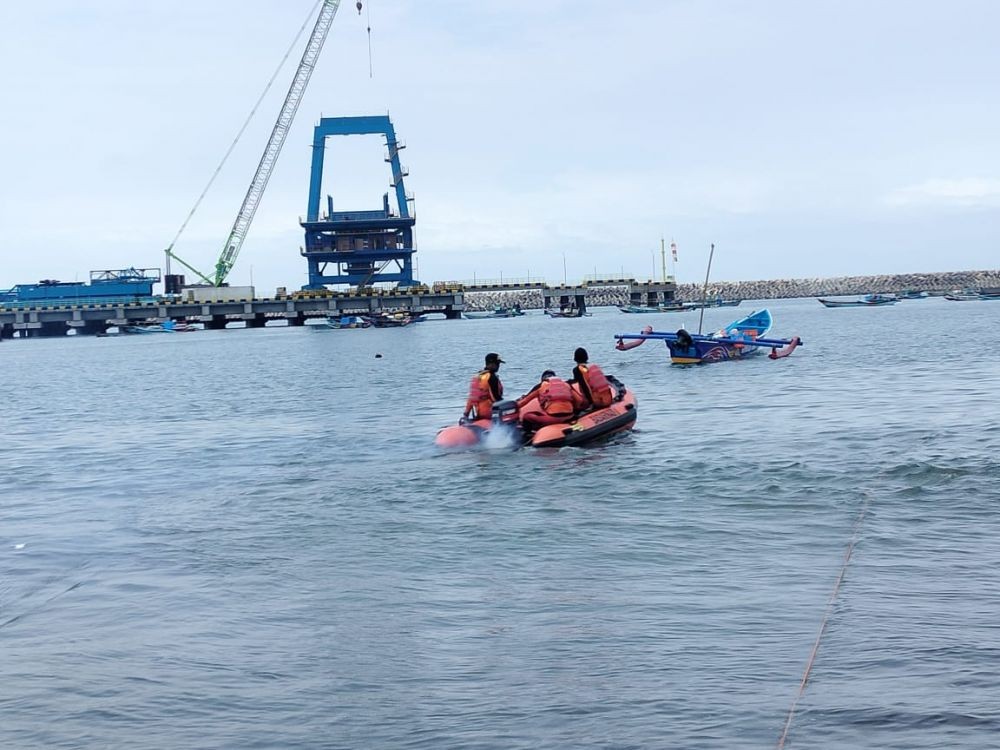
[435,376,638,449]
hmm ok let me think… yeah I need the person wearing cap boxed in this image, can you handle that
[463,353,505,421]
[568,347,614,409]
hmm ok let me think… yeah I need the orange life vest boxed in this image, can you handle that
[578,363,613,408]
[465,370,501,419]
[538,377,575,417]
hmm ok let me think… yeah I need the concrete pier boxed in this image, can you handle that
[627,281,678,308]
[2,268,998,339]
[0,289,467,338]
[542,285,590,314]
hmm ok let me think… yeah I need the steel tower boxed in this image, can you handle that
[300,115,417,289]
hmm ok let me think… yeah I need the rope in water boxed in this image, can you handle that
[777,491,871,749]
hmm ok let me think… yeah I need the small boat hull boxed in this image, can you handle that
[619,305,667,314]
[121,321,197,333]
[668,340,760,364]
[465,307,525,319]
[818,294,897,307]
[313,315,372,329]
[528,387,637,447]
[435,379,637,449]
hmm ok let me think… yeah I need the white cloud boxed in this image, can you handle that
[885,178,1000,209]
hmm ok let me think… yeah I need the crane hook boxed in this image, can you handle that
[356,2,363,15]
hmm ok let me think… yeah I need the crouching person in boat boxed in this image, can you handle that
[517,370,577,430]
[462,352,505,423]
[568,347,613,411]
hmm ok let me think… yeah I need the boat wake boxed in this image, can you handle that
[480,423,521,451]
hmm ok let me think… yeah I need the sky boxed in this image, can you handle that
[1,0,998,295]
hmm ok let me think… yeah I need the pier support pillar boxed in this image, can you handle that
[285,313,306,327]
[245,314,268,329]
[205,316,228,330]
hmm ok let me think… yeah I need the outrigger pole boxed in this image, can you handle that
[615,330,802,349]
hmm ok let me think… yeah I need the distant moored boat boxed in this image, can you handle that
[817,294,897,308]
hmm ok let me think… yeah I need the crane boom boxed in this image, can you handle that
[214,0,342,286]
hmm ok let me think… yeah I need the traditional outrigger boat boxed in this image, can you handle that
[618,302,689,314]
[366,311,422,327]
[944,289,1000,301]
[464,306,525,319]
[122,319,197,334]
[615,308,801,364]
[435,376,637,449]
[817,294,897,307]
[682,297,742,309]
[545,307,591,318]
[618,304,673,314]
[619,298,741,314]
[313,315,371,329]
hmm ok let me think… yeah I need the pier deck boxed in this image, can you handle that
[0,290,466,338]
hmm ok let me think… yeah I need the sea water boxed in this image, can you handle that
[1,296,998,749]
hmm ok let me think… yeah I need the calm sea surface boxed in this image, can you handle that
[2,296,998,749]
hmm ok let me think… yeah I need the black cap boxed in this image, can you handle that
[574,347,588,363]
[541,369,556,379]
[485,352,504,365]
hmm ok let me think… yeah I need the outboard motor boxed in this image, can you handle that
[491,399,520,426]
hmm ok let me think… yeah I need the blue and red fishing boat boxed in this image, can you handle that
[615,308,801,364]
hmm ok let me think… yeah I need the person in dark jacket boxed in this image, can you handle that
[568,347,614,409]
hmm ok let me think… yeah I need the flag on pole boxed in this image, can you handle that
[671,241,678,262]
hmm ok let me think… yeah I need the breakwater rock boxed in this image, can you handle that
[673,269,1000,302]
[463,269,1000,310]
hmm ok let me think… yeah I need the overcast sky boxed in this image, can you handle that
[1,0,998,293]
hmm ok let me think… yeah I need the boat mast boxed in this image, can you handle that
[697,243,715,334]
[660,237,667,283]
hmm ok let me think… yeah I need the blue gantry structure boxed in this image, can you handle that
[300,115,417,290]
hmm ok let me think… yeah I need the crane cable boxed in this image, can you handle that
[367,2,373,78]
[776,490,872,749]
[164,0,325,259]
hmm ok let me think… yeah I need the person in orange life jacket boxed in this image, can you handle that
[517,370,575,415]
[516,369,553,408]
[568,347,614,409]
[519,370,577,429]
[462,352,505,421]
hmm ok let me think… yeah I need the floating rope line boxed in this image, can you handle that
[777,491,872,749]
